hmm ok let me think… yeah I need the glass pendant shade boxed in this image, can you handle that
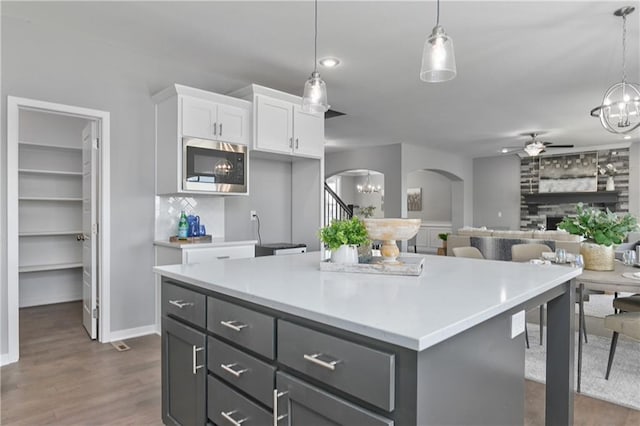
[302,71,329,113]
[420,25,457,83]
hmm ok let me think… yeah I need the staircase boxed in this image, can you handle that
[324,183,353,224]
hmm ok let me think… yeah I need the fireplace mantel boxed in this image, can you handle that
[523,191,619,214]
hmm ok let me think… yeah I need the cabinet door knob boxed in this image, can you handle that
[303,352,341,371]
[273,389,289,426]
[220,320,248,332]
[221,410,248,426]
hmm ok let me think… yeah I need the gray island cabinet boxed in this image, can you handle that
[155,252,580,426]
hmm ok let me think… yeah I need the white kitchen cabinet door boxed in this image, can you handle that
[182,97,216,140]
[293,106,324,159]
[217,104,250,145]
[255,95,293,154]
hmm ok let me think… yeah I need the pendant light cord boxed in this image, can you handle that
[436,0,440,26]
[313,0,318,73]
[622,13,627,83]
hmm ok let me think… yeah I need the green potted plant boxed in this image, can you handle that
[319,217,370,264]
[438,233,448,256]
[557,203,638,270]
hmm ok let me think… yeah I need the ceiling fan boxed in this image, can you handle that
[501,132,575,157]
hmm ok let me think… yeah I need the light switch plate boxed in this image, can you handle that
[511,310,525,339]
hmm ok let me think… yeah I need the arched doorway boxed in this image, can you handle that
[325,169,385,223]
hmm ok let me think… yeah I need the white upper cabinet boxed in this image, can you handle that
[229,85,325,159]
[181,96,249,145]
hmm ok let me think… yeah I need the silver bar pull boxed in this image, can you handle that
[221,410,248,426]
[220,320,248,332]
[273,389,289,426]
[169,300,194,309]
[289,137,293,148]
[213,122,218,136]
[217,256,230,260]
[303,353,340,371]
[219,123,223,136]
[220,362,248,378]
[295,138,299,149]
[192,346,204,375]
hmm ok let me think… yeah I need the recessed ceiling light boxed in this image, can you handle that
[623,135,631,139]
[501,148,509,153]
[319,57,340,68]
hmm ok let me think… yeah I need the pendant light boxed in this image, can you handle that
[590,6,640,135]
[420,0,457,83]
[302,0,329,113]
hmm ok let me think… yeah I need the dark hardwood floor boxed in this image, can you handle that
[1,302,638,425]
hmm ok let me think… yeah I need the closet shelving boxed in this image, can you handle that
[18,139,83,306]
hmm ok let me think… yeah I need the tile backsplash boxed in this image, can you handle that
[155,195,225,241]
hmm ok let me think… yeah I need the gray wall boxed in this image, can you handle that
[1,11,249,352]
[225,157,292,243]
[473,155,521,230]
[406,170,452,222]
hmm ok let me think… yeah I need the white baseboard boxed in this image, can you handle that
[1,352,18,366]
[108,324,157,342]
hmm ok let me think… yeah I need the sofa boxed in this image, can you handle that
[447,227,581,261]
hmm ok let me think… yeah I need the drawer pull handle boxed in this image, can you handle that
[220,362,248,378]
[221,410,248,426]
[192,346,204,375]
[303,353,341,371]
[169,299,194,309]
[220,320,248,332]
[273,389,289,426]
[217,256,230,260]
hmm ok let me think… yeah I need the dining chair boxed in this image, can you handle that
[604,311,640,379]
[613,294,640,313]
[452,246,484,259]
[511,244,553,345]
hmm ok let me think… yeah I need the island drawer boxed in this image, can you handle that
[163,281,206,328]
[208,298,276,359]
[208,336,276,408]
[277,320,395,412]
[208,375,272,426]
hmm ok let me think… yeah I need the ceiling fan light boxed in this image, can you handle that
[524,142,545,157]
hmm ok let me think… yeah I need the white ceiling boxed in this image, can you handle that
[3,1,639,158]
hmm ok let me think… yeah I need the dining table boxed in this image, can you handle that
[575,261,640,392]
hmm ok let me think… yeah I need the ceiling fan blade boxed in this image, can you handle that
[546,144,575,148]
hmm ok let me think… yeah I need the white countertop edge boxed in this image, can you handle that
[154,239,257,249]
[153,265,580,351]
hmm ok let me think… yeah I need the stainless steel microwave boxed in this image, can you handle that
[182,137,247,193]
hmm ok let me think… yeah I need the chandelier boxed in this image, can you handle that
[590,6,640,135]
[356,171,381,193]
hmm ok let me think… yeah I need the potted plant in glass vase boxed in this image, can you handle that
[557,203,638,270]
[319,217,370,264]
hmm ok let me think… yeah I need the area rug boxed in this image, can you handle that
[525,327,640,411]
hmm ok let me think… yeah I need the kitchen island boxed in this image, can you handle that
[154,252,580,426]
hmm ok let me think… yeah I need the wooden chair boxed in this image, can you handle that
[452,246,484,259]
[604,311,640,379]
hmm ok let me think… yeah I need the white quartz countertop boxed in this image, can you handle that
[153,252,580,351]
[154,239,257,249]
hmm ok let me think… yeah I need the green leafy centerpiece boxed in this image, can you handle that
[319,217,370,264]
[557,203,639,270]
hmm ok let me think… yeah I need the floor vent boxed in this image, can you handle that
[111,341,131,352]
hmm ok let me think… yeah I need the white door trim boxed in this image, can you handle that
[5,96,111,365]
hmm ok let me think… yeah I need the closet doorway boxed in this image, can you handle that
[6,97,111,365]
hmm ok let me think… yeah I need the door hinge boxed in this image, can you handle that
[92,307,99,319]
[92,223,98,234]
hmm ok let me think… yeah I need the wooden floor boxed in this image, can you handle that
[2,302,639,425]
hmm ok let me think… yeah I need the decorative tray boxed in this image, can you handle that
[319,256,425,276]
[169,235,213,244]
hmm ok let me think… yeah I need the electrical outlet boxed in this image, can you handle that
[250,210,257,221]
